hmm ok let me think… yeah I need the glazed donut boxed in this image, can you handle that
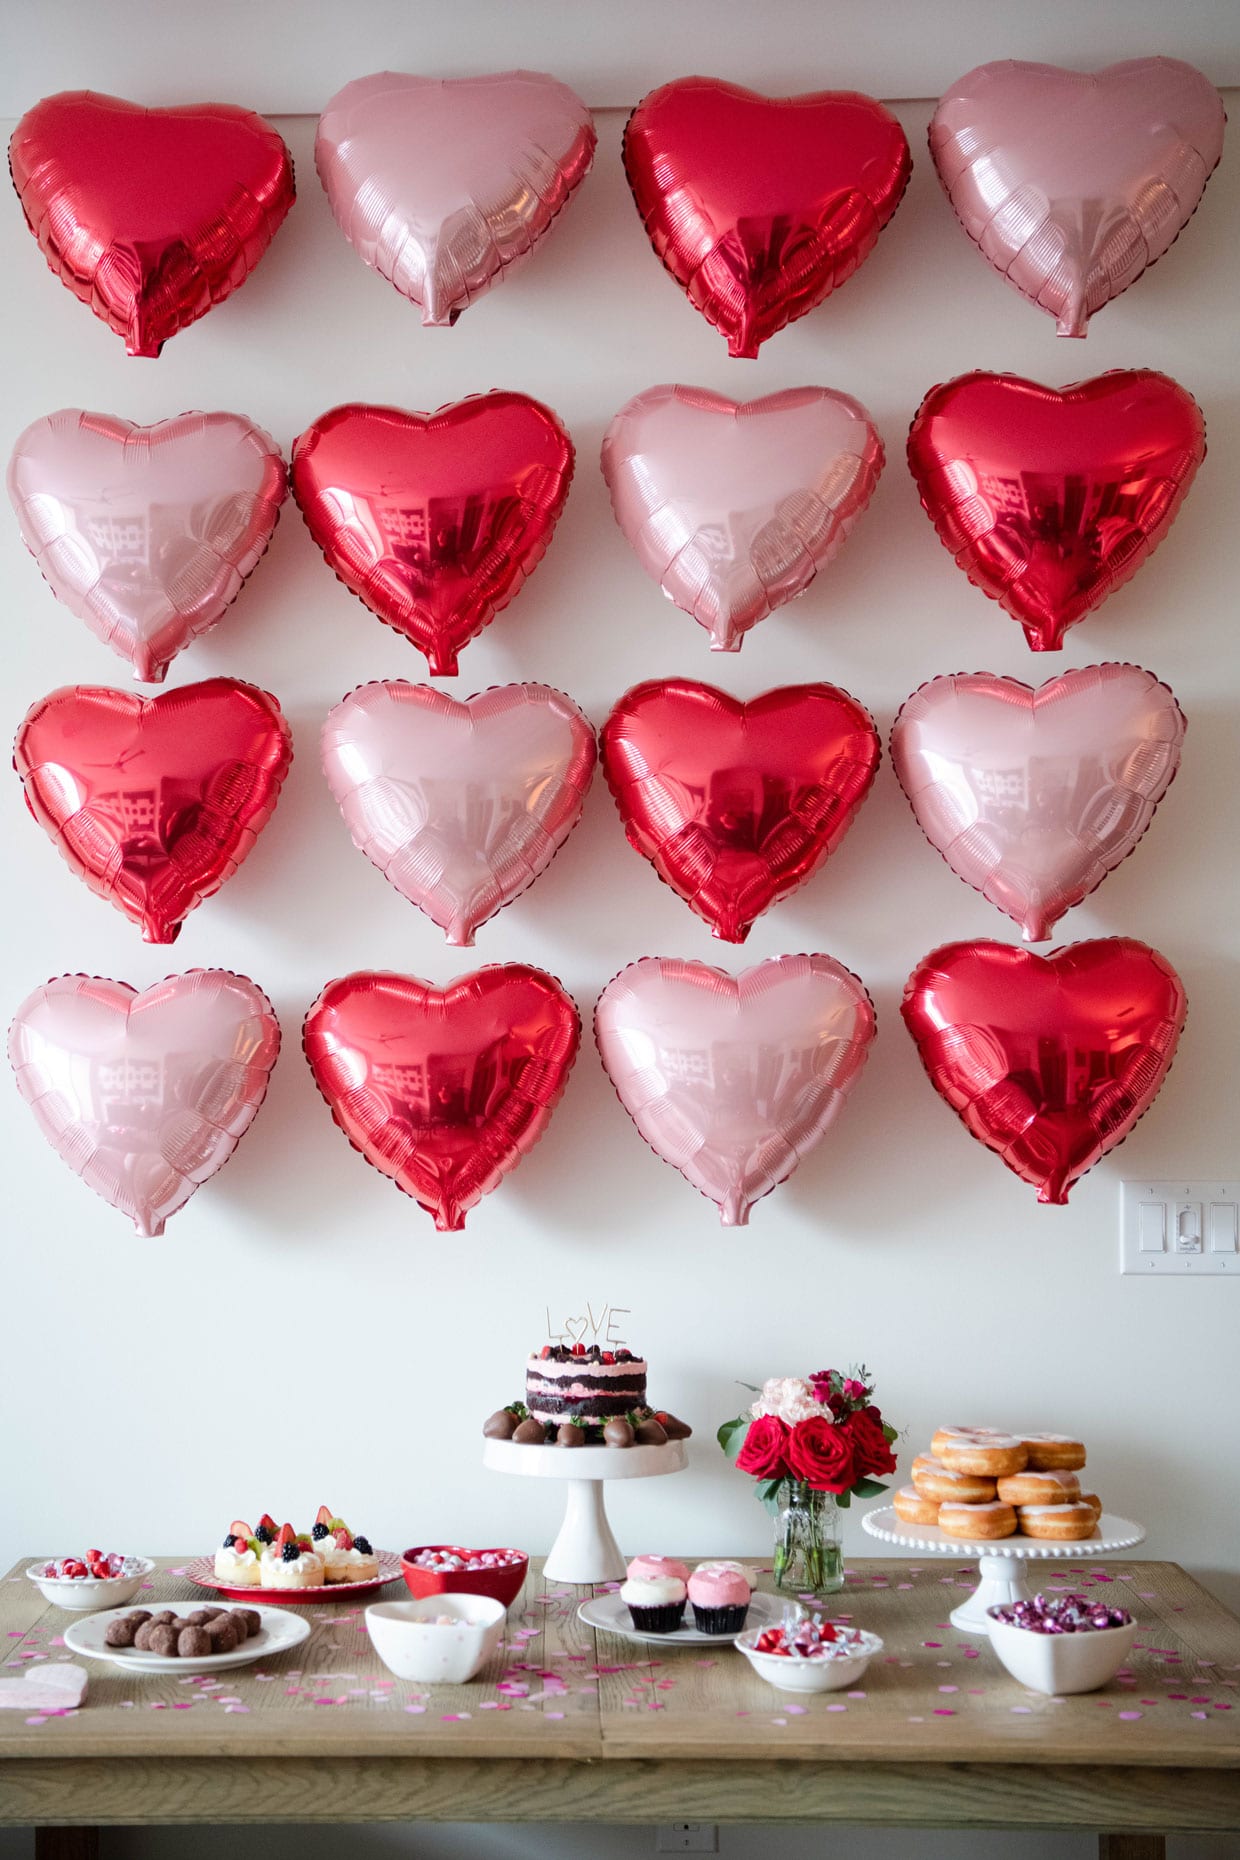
[914,1459,997,1505]
[894,1485,940,1526]
[1081,1492,1103,1521]
[996,1468,1081,1506]
[1017,1502,1098,1541]
[937,1500,1018,1541]
[1020,1432,1087,1472]
[932,1427,1028,1477]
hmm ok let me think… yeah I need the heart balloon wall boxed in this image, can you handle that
[7,409,287,683]
[595,954,875,1226]
[602,681,879,942]
[291,396,574,676]
[9,92,294,356]
[930,59,1225,337]
[303,967,580,1232]
[15,680,293,944]
[901,939,1186,1205]
[891,666,1186,943]
[601,385,884,651]
[315,70,595,326]
[322,681,596,945]
[624,78,911,357]
[907,372,1205,652]
[8,970,280,1236]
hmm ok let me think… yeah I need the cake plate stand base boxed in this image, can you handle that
[861,1507,1145,1637]
[482,1438,688,1584]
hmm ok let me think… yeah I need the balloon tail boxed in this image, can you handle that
[445,920,475,949]
[720,1191,751,1227]
[1037,1175,1072,1207]
[142,919,179,946]
[134,1212,165,1238]
[433,1201,466,1232]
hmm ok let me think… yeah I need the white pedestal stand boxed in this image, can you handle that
[483,1438,688,1584]
[861,1507,1145,1637]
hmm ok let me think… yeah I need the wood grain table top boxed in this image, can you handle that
[2,1556,1238,1831]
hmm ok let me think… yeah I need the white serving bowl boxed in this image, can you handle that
[734,1625,883,1694]
[366,1594,505,1683]
[26,1558,155,1612]
[987,1611,1137,1695]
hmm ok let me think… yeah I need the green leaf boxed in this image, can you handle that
[757,1477,787,1517]
[835,1488,851,1509]
[881,1423,898,1444]
[717,1415,748,1459]
[851,1477,889,1498]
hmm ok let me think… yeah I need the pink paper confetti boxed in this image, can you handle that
[1118,1711,1143,1721]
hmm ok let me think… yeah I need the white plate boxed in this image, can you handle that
[578,1588,790,1646]
[63,1601,310,1673]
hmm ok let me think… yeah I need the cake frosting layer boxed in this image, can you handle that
[525,1345,647,1425]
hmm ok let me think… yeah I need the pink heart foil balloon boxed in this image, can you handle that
[8,970,280,1236]
[931,59,1226,337]
[891,666,1186,943]
[7,409,286,682]
[595,954,875,1227]
[315,70,595,326]
[322,682,597,945]
[601,385,883,652]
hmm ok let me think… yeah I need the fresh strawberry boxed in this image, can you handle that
[257,1513,278,1536]
[229,1519,253,1541]
[333,1528,354,1551]
[601,1352,616,1365]
[315,1505,334,1527]
[276,1521,296,1547]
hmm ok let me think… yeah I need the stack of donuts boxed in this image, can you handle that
[893,1428,1102,1542]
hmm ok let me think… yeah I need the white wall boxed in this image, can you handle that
[2,14,1238,1855]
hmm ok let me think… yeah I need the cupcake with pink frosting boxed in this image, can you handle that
[688,1561,752,1634]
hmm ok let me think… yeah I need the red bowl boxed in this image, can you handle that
[400,1545,528,1608]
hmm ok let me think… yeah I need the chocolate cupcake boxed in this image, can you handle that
[619,1560,686,1633]
[687,1563,751,1635]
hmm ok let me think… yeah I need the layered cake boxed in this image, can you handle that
[484,1338,692,1447]
[525,1344,647,1426]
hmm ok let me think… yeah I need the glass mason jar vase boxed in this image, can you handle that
[772,1482,844,1596]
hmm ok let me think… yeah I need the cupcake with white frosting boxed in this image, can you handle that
[620,1554,687,1632]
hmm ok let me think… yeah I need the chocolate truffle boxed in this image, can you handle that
[232,1609,261,1639]
[133,1621,158,1650]
[104,1617,138,1647]
[177,1626,212,1659]
[148,1624,180,1657]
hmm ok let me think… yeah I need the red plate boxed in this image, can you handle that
[185,1551,403,1604]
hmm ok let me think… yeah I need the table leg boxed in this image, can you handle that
[1098,1837,1165,1860]
[35,1832,99,1860]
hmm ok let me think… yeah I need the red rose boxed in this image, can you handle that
[786,1416,856,1493]
[736,1414,789,1480]
[845,1406,897,1478]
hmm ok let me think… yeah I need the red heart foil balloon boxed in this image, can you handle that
[595,954,875,1226]
[908,372,1205,651]
[303,967,580,1231]
[930,59,1226,338]
[623,78,911,358]
[9,92,294,357]
[8,970,280,1236]
[902,939,1186,1205]
[602,680,879,942]
[7,409,287,683]
[322,681,596,946]
[291,396,574,676]
[15,680,292,945]
[891,666,1186,943]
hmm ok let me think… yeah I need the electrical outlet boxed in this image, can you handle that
[656,1827,718,1854]
[1120,1181,1240,1274]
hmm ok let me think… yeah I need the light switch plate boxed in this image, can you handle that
[1121,1181,1240,1274]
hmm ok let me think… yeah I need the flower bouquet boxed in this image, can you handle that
[719,1368,898,1596]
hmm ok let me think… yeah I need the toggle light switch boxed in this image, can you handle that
[1209,1203,1239,1253]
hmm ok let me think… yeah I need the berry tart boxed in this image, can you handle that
[215,1521,263,1587]
[260,1522,325,1589]
[310,1507,380,1583]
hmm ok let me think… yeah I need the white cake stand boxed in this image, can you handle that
[861,1507,1146,1636]
[483,1438,688,1583]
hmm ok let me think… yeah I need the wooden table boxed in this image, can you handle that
[2,1556,1237,1860]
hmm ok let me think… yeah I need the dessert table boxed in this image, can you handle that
[1,1555,1237,1859]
